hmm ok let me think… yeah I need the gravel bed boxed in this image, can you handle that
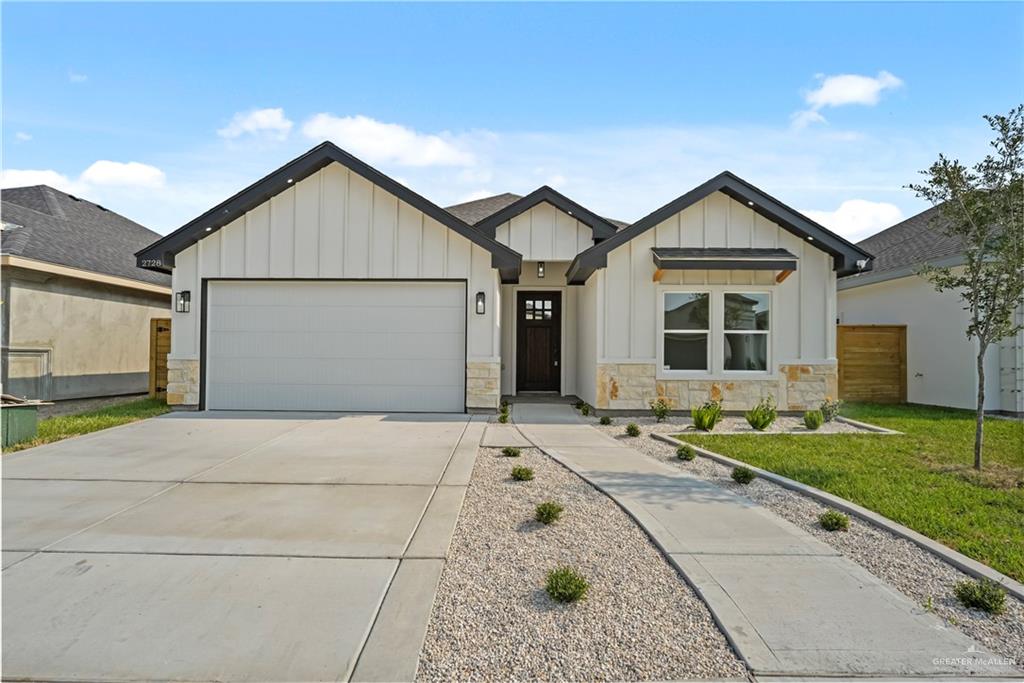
[417,446,747,682]
[614,424,1024,665]
[584,413,867,434]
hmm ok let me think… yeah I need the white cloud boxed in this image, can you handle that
[218,108,293,141]
[80,160,166,188]
[792,71,903,129]
[15,131,32,142]
[301,114,474,167]
[0,169,76,192]
[803,199,904,242]
[68,70,88,83]
[454,189,498,204]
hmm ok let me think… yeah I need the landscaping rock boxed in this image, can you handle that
[417,446,746,682]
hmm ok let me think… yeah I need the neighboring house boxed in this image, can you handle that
[838,205,1024,414]
[136,141,870,413]
[1,186,171,400]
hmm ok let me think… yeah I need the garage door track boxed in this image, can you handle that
[2,411,482,682]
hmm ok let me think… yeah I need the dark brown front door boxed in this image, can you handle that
[517,292,561,392]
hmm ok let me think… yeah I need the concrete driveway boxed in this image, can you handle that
[2,411,483,682]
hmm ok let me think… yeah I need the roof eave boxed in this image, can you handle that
[474,186,618,241]
[136,142,522,280]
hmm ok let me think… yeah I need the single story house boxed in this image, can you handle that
[2,185,171,400]
[136,141,871,413]
[838,205,1023,414]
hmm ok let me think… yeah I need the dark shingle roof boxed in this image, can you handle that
[855,204,963,276]
[445,192,629,230]
[1,185,170,287]
[445,193,522,224]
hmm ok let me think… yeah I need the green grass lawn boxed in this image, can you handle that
[5,397,170,453]
[678,403,1024,582]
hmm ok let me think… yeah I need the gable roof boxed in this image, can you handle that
[472,185,620,241]
[446,193,522,224]
[566,171,874,284]
[1,185,170,288]
[136,142,523,283]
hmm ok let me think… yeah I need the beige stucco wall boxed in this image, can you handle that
[3,267,170,400]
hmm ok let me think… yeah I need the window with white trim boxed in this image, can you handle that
[662,292,710,371]
[724,292,769,371]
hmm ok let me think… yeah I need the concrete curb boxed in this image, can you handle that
[651,432,1024,602]
[835,415,902,434]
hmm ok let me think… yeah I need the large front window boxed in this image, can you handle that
[660,289,771,375]
[663,292,709,370]
[724,292,769,371]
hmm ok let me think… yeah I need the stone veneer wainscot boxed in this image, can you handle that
[596,363,838,412]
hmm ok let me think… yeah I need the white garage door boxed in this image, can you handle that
[205,281,466,412]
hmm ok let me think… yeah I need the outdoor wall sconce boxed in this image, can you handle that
[175,290,191,313]
[537,261,546,278]
[475,291,486,315]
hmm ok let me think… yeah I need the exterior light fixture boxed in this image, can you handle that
[475,291,486,315]
[747,201,754,207]
[205,226,213,232]
[175,291,191,313]
[537,261,546,278]
[807,236,814,241]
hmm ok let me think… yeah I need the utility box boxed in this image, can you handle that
[2,403,39,449]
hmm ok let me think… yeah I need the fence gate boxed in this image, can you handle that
[149,318,172,397]
[837,324,906,403]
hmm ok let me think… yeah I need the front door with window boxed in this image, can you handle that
[517,292,561,392]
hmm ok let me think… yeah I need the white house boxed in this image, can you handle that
[137,142,871,413]
[838,205,1023,414]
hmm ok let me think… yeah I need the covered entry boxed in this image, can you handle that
[204,280,466,412]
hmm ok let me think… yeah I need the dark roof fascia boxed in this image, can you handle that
[136,142,522,283]
[837,253,965,291]
[566,172,875,284]
[473,186,618,241]
[652,247,798,271]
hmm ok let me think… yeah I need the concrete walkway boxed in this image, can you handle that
[512,403,1019,679]
[4,412,483,683]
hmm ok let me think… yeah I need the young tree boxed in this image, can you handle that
[908,105,1024,470]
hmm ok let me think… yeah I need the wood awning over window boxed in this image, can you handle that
[651,247,798,283]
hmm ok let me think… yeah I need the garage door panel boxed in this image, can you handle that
[208,331,464,361]
[207,383,464,413]
[207,357,464,387]
[205,281,466,412]
[208,305,463,335]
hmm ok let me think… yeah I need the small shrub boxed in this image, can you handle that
[497,413,509,424]
[731,466,756,485]
[650,397,671,422]
[954,579,1007,615]
[803,409,824,431]
[818,509,849,531]
[580,404,591,416]
[820,397,843,423]
[744,396,777,431]
[545,566,589,603]
[574,399,585,409]
[535,501,564,525]
[511,466,534,481]
[691,399,723,431]
[599,415,612,425]
[501,446,521,458]
[676,444,696,461]
[625,422,641,437]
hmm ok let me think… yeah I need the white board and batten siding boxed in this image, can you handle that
[493,202,594,261]
[599,192,837,370]
[168,162,502,401]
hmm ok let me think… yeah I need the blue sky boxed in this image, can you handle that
[3,2,1022,240]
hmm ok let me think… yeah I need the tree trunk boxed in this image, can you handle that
[974,345,987,470]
